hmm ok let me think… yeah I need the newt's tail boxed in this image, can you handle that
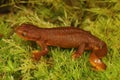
[96,42,108,58]
[89,42,108,71]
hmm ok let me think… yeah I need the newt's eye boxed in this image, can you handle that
[22,32,27,36]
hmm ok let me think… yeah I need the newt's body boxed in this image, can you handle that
[15,23,108,71]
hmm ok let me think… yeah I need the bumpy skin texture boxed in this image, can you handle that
[15,23,108,71]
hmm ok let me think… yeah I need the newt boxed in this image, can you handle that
[15,23,108,71]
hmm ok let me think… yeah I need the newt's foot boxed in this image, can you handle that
[72,53,81,60]
[32,50,41,61]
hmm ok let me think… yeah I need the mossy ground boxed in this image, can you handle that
[0,0,120,80]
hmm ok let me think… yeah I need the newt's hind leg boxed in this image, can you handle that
[72,43,85,59]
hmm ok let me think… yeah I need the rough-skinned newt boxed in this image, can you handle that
[15,23,108,71]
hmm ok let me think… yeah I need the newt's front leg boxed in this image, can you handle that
[32,40,49,61]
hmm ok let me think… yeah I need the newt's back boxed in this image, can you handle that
[15,24,102,48]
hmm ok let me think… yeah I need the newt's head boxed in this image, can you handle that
[15,23,40,41]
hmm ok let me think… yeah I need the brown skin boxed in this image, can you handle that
[15,23,108,71]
